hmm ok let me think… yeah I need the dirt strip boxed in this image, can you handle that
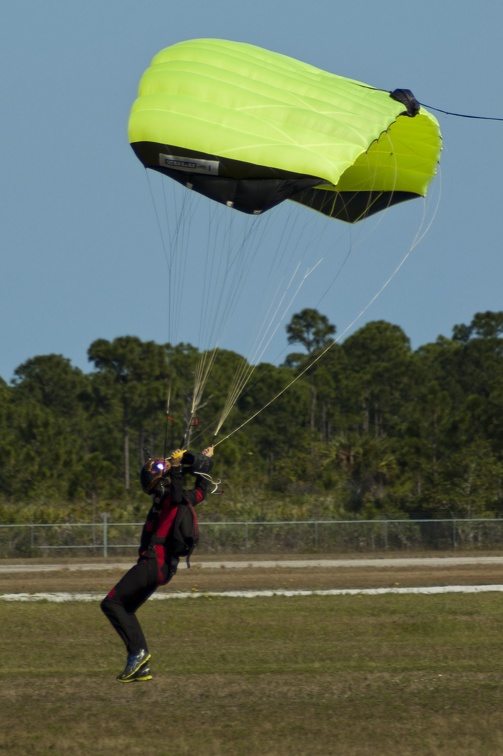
[2,555,503,594]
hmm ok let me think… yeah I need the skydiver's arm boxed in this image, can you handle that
[183,446,214,506]
[169,450,184,505]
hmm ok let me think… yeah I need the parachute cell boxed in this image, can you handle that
[128,39,441,222]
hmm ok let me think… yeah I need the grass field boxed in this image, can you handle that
[3,589,503,755]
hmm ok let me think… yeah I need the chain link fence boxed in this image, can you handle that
[2,517,503,558]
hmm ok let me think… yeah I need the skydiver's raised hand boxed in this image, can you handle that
[170,449,184,467]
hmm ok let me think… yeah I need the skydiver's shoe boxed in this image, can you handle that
[116,649,151,681]
[117,665,153,683]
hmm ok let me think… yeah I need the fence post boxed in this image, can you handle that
[102,514,108,558]
[314,521,319,549]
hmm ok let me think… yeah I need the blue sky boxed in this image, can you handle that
[2,0,502,383]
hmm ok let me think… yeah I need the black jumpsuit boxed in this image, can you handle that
[101,465,208,655]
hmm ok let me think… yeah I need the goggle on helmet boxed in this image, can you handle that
[140,457,171,494]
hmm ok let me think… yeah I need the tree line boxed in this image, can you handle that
[1,309,502,524]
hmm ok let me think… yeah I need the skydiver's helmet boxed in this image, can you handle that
[140,458,170,494]
[182,451,214,475]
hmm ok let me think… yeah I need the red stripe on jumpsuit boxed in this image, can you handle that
[152,502,179,584]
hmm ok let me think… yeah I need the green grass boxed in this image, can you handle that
[2,594,503,754]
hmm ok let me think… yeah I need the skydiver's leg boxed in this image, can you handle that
[101,558,158,654]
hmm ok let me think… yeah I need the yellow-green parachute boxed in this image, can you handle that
[129,39,441,223]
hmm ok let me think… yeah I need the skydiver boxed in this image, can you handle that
[100,445,215,682]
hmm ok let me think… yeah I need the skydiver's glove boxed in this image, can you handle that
[170,448,184,467]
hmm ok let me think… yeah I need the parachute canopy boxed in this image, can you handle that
[129,39,441,223]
